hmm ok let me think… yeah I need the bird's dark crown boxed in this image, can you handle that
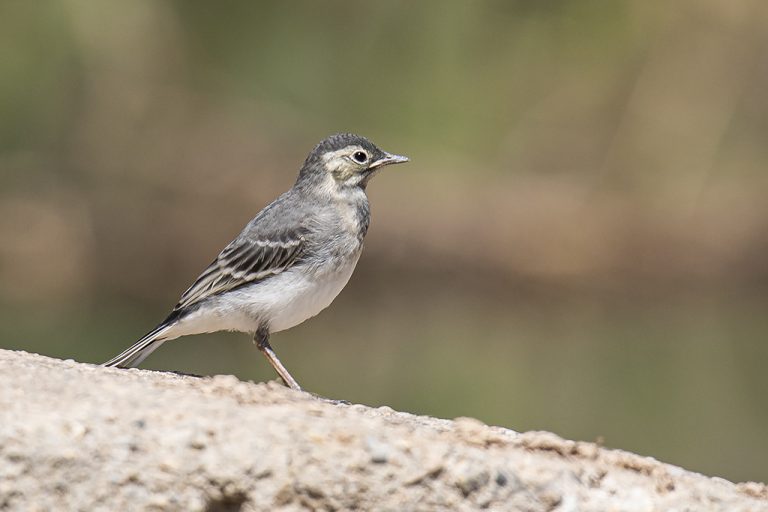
[309,133,383,161]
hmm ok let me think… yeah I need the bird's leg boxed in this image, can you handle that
[254,326,302,391]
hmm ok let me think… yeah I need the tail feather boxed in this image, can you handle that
[102,323,173,368]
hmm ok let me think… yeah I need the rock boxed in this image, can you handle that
[0,349,765,511]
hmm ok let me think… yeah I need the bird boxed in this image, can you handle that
[102,133,409,390]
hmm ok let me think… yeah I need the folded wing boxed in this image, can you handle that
[174,232,306,312]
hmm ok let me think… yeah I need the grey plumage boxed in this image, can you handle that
[103,133,409,390]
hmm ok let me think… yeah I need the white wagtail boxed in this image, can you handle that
[103,133,409,390]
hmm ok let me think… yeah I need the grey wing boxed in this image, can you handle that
[173,232,306,311]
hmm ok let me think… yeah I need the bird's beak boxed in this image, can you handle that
[370,152,409,169]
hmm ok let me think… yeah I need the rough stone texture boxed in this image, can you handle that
[0,350,765,511]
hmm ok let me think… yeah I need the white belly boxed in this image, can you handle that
[253,254,360,332]
[168,253,361,337]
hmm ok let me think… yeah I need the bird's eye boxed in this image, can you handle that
[352,151,368,164]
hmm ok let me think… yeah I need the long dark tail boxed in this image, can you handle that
[102,322,174,368]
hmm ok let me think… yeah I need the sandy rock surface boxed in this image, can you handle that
[0,349,765,511]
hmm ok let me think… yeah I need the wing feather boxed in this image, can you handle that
[173,232,305,311]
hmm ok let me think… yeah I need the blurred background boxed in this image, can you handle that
[2,0,767,483]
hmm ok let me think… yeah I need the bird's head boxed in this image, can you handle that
[297,133,409,191]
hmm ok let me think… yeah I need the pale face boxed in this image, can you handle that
[321,144,408,188]
[322,145,375,187]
